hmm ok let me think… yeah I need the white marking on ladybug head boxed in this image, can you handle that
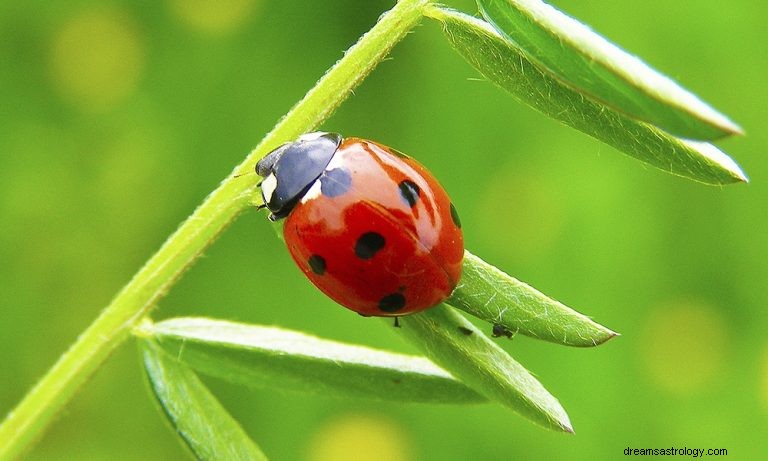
[326,152,347,170]
[261,173,277,206]
[297,131,327,143]
[300,179,322,204]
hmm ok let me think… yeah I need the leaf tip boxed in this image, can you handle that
[715,117,745,138]
[592,329,621,346]
[680,139,749,185]
[725,163,749,185]
[732,166,749,184]
[606,327,621,338]
[553,412,574,434]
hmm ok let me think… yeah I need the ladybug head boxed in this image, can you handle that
[255,132,342,221]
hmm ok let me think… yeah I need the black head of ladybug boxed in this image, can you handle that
[256,132,342,221]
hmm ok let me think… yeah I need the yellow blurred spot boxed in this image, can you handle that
[49,8,144,112]
[306,413,414,461]
[475,170,563,262]
[640,300,727,394]
[169,0,259,35]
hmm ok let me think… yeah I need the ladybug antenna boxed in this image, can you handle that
[232,169,258,180]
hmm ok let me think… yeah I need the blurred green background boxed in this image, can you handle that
[1,0,766,459]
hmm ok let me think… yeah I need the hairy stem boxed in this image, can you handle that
[0,1,428,457]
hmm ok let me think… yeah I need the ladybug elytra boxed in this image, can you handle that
[256,132,464,317]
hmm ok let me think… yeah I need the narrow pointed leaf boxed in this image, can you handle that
[428,8,747,185]
[141,340,268,461]
[448,251,617,347]
[478,0,742,140]
[395,306,573,432]
[146,317,485,404]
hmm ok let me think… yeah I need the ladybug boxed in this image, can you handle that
[256,132,464,317]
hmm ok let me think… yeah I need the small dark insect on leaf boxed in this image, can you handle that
[492,323,516,339]
[457,326,473,336]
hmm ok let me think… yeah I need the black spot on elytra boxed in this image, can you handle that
[308,254,326,275]
[398,179,420,208]
[354,232,385,259]
[449,202,461,228]
[379,293,406,313]
[320,167,351,197]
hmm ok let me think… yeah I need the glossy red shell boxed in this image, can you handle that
[283,138,464,316]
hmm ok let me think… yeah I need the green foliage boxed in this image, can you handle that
[141,339,268,461]
[0,0,750,458]
[394,306,572,432]
[427,7,746,185]
[477,0,742,140]
[449,251,617,347]
[143,317,484,404]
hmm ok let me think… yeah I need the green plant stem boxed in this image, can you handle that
[0,1,429,457]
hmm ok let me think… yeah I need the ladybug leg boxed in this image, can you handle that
[393,317,401,328]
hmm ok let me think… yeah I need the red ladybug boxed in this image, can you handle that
[256,132,463,317]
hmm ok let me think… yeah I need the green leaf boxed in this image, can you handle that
[144,317,485,405]
[428,7,747,185]
[140,339,268,461]
[448,251,618,347]
[477,0,742,140]
[395,306,573,432]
